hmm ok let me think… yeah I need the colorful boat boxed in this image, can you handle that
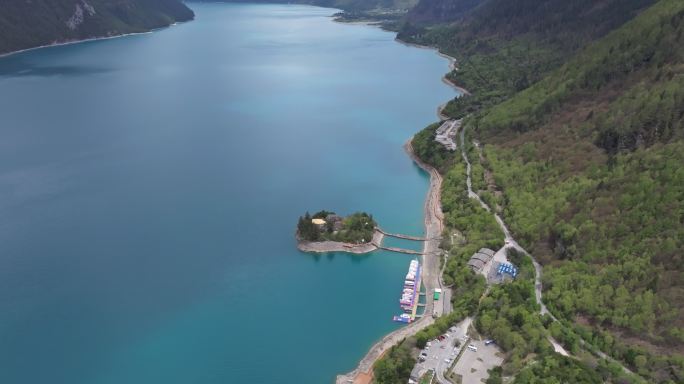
[393,313,413,323]
[393,259,421,323]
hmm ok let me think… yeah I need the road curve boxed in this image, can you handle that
[457,124,570,355]
[458,125,641,376]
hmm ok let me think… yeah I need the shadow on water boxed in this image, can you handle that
[0,57,113,78]
[305,250,376,263]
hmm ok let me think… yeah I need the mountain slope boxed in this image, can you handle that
[0,0,194,55]
[406,0,483,24]
[462,0,684,381]
[399,0,683,382]
[400,0,656,119]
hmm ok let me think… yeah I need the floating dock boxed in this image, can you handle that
[393,259,421,324]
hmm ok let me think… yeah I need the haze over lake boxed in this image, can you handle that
[0,3,454,383]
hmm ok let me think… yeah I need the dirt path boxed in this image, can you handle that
[335,140,446,384]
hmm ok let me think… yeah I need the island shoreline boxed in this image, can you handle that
[297,230,384,254]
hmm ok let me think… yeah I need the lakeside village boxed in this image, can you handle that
[296,211,431,324]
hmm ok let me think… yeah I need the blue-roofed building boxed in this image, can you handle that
[497,263,518,278]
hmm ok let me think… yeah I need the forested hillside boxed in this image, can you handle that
[0,0,194,55]
[406,0,483,24]
[399,0,655,119]
[475,0,684,359]
[402,0,683,382]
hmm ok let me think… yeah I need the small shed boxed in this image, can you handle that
[433,288,442,300]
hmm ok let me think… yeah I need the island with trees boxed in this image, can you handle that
[296,211,382,254]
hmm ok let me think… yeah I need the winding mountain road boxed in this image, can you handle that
[457,123,642,374]
[459,125,571,358]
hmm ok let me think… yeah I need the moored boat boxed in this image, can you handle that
[393,313,413,323]
[393,259,421,323]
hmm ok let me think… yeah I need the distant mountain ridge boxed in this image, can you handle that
[404,0,655,46]
[0,0,194,55]
[204,0,419,12]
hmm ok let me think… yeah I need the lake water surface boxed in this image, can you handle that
[0,3,455,383]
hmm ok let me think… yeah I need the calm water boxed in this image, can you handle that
[0,3,455,383]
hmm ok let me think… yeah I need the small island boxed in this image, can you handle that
[296,211,383,254]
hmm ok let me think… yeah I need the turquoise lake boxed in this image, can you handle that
[0,3,455,383]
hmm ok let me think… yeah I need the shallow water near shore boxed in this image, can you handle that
[0,3,455,383]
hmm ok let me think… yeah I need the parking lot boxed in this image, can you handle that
[411,318,471,383]
[450,339,504,384]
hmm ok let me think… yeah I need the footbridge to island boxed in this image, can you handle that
[373,227,441,255]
